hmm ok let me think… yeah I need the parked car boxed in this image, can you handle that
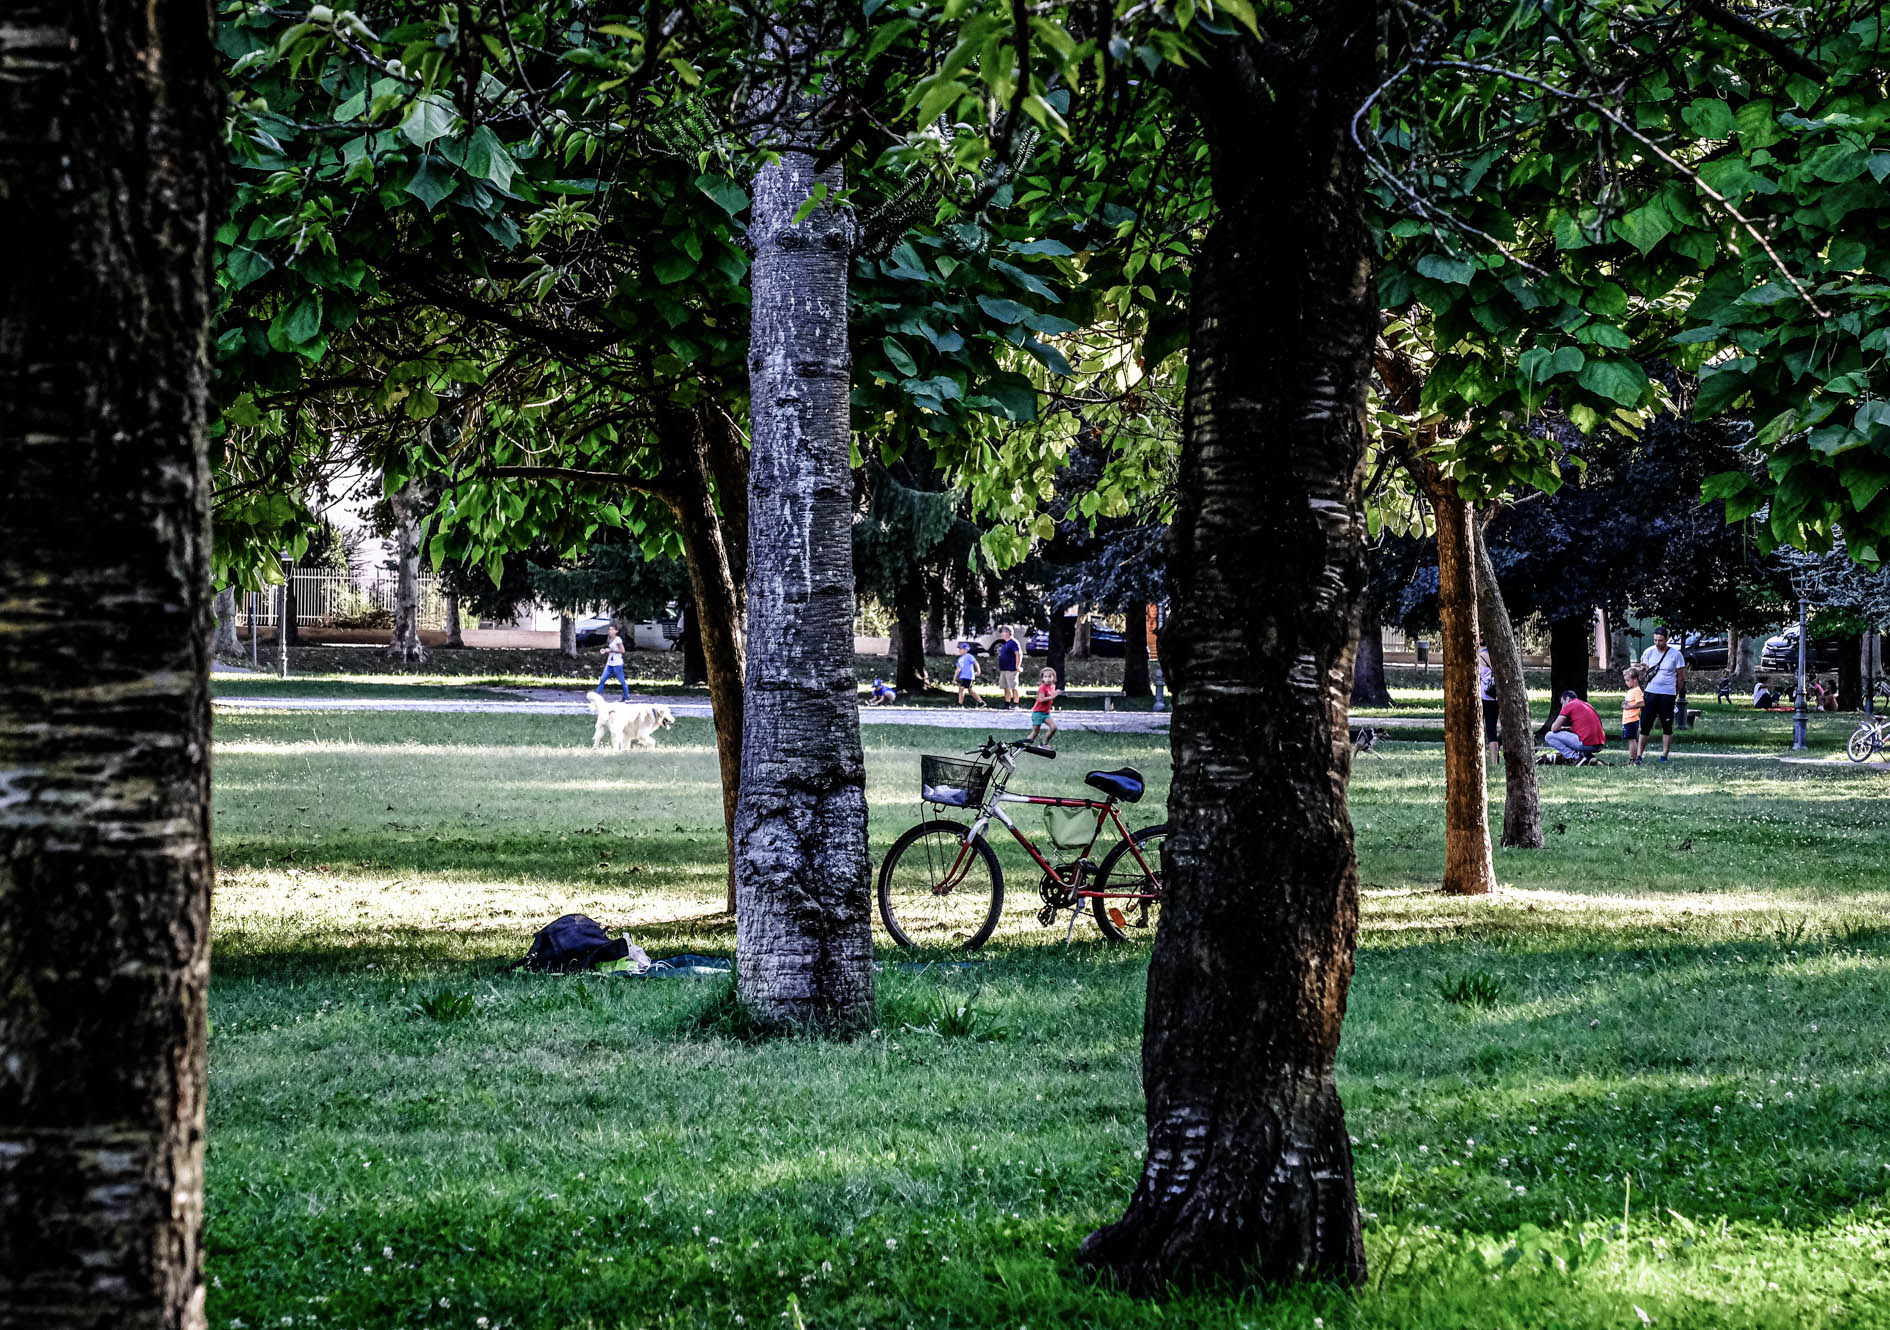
[1678,632,1729,671]
[573,614,683,650]
[573,614,616,649]
[1018,624,1127,656]
[1023,629,1051,655]
[1760,628,1845,673]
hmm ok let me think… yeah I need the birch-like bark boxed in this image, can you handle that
[442,589,464,647]
[559,613,577,658]
[0,1,221,1324]
[384,477,429,663]
[733,56,874,1029]
[1079,10,1374,1290]
[1472,517,1542,849]
[210,587,241,659]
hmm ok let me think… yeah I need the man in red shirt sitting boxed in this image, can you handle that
[1544,690,1606,764]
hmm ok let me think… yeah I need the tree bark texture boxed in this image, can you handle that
[1472,517,1542,849]
[210,587,240,659]
[677,586,709,686]
[657,406,749,914]
[1417,468,1496,896]
[559,613,577,658]
[1078,18,1374,1292]
[1350,625,1393,708]
[734,112,874,1030]
[923,574,945,655]
[1122,604,1152,698]
[442,589,464,647]
[384,477,429,663]
[0,1,221,1324]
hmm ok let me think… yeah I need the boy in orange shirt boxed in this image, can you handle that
[1622,666,1645,765]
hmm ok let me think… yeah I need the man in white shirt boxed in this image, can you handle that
[1636,626,1686,763]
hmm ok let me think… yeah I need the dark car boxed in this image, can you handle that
[1089,626,1126,657]
[1678,632,1729,671]
[1761,628,1845,673]
[573,614,616,649]
[1023,630,1051,655]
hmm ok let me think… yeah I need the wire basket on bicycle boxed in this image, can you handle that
[919,755,994,807]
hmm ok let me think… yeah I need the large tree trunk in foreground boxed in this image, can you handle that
[734,93,874,1029]
[1122,604,1152,698]
[893,566,930,694]
[384,477,428,663]
[1417,467,1496,896]
[211,586,241,659]
[1078,17,1373,1292]
[659,405,748,914]
[1472,518,1542,849]
[1350,623,1393,708]
[0,1,220,1322]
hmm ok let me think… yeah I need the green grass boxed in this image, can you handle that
[205,709,1890,1329]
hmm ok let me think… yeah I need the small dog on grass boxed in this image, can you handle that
[588,694,675,751]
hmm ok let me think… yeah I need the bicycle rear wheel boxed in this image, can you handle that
[877,820,1005,950]
[1847,723,1879,763]
[1091,823,1169,942]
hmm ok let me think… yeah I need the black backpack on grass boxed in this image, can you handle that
[514,914,639,973]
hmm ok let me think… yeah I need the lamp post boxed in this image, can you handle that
[1791,595,1809,750]
[247,589,259,667]
[277,547,293,679]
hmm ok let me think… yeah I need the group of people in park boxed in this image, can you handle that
[1480,625,1688,766]
[954,627,1063,743]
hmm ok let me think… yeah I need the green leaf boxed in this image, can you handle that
[791,182,829,226]
[400,95,456,148]
[981,373,1037,422]
[1613,200,1672,255]
[404,159,457,210]
[462,126,517,192]
[268,293,323,349]
[1414,253,1474,285]
[226,244,275,290]
[1681,97,1738,139]
[1696,359,1753,417]
[1734,100,1782,150]
[975,294,1031,324]
[882,336,918,377]
[696,174,748,217]
[1575,358,1649,406]
[652,253,696,284]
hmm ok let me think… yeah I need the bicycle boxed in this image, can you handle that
[1846,713,1890,763]
[876,737,1168,950]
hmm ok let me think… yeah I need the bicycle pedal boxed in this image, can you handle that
[1036,904,1058,926]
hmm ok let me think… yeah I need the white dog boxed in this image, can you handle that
[588,694,675,751]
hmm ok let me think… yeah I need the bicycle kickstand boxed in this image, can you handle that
[1063,903,1085,946]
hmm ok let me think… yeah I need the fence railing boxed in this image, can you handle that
[242,569,449,630]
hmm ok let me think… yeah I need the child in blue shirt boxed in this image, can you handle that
[954,643,986,708]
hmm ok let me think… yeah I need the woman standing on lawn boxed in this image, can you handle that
[598,625,629,701]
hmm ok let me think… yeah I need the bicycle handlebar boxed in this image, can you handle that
[964,737,1057,760]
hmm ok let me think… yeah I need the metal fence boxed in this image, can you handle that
[244,569,449,629]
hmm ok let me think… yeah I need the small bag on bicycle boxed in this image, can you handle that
[1043,806,1099,849]
[920,755,993,807]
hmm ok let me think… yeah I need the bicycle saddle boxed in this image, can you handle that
[1084,766,1144,803]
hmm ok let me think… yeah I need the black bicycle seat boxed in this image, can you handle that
[1084,767,1144,803]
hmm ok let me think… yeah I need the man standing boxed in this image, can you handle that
[994,626,1022,708]
[1637,626,1686,763]
[1545,691,1606,763]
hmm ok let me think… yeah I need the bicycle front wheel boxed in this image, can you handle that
[877,820,1005,950]
[1847,724,1878,763]
[1092,823,1170,942]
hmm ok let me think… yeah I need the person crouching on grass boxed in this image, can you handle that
[1028,667,1061,746]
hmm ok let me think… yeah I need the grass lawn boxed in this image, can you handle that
[207,710,1890,1329]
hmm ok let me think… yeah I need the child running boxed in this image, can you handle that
[1027,667,1061,746]
[1622,666,1645,765]
[954,642,987,708]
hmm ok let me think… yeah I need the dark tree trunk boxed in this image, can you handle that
[1122,604,1152,698]
[559,613,577,659]
[0,0,221,1323]
[923,573,946,656]
[677,587,710,687]
[1078,15,1374,1292]
[1046,605,1073,688]
[1350,624,1393,708]
[211,586,241,659]
[384,477,428,663]
[734,80,874,1029]
[658,405,748,914]
[1472,517,1542,849]
[1547,615,1590,708]
[442,589,464,647]
[1417,464,1496,895]
[893,565,930,694]
[1838,633,1863,712]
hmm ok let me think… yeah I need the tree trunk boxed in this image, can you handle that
[1472,517,1542,849]
[677,587,709,687]
[1547,615,1590,707]
[0,1,220,1322]
[1350,623,1393,708]
[658,405,748,914]
[1418,465,1496,895]
[1837,633,1863,712]
[1726,627,1743,682]
[1046,605,1073,688]
[1122,604,1152,698]
[1609,626,1631,670]
[893,565,930,694]
[442,589,464,647]
[384,477,428,663]
[923,573,945,655]
[1071,610,1092,658]
[1078,17,1373,1292]
[734,85,874,1030]
[559,613,576,659]
[211,586,241,659]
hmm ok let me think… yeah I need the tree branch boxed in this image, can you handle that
[1689,0,1828,81]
